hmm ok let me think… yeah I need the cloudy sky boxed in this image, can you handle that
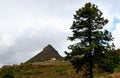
[0,0,120,67]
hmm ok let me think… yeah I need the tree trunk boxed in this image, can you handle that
[88,18,93,78]
[89,58,93,78]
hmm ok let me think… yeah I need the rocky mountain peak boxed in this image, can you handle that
[27,44,62,62]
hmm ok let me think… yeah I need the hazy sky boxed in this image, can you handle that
[0,0,120,67]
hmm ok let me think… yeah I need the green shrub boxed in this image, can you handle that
[2,68,14,78]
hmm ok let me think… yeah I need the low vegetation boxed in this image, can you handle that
[0,62,120,78]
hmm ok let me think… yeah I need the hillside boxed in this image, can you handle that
[0,62,80,78]
[1,62,120,78]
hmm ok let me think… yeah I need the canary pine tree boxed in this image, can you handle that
[66,2,116,78]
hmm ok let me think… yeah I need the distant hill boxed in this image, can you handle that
[27,44,62,62]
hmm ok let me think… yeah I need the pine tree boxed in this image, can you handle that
[65,2,116,78]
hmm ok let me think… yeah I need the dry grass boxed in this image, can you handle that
[0,62,120,78]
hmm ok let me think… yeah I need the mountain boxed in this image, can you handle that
[28,44,62,62]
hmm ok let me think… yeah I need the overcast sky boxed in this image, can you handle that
[0,0,120,67]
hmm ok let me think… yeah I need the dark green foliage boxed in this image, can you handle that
[65,2,118,78]
[96,51,119,73]
[116,49,120,62]
[2,68,14,78]
[95,45,120,73]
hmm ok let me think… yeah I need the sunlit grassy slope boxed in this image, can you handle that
[0,62,120,78]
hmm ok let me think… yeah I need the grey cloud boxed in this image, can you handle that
[0,0,120,67]
[0,25,69,65]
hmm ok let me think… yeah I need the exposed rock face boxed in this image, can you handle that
[28,44,62,62]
